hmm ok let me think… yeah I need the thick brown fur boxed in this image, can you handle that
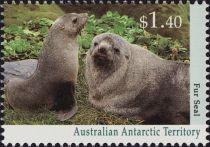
[85,33,189,124]
[6,13,88,121]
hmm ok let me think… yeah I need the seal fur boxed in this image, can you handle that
[85,33,189,124]
[6,13,88,121]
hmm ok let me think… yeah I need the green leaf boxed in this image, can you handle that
[39,26,49,36]
[5,24,24,35]
[79,34,93,49]
[4,45,16,56]
[23,29,40,36]
[158,37,169,49]
[82,38,91,49]
[126,36,135,43]
[6,39,31,54]
[106,11,113,17]
[179,48,188,52]
[38,18,53,27]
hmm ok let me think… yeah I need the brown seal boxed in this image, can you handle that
[85,33,189,124]
[6,13,88,121]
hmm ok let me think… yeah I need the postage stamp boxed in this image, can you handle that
[0,0,209,146]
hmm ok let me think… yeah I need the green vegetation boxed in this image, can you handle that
[4,18,53,60]
[4,11,189,125]
[4,11,189,62]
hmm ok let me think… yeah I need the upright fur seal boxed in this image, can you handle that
[85,33,189,124]
[6,13,88,121]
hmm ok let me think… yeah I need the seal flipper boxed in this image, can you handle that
[52,81,77,121]
[57,105,78,121]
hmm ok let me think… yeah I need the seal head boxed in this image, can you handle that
[52,13,88,37]
[90,33,130,70]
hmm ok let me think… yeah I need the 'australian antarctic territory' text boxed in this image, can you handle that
[74,127,200,139]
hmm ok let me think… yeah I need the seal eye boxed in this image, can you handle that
[94,42,98,47]
[114,48,120,54]
[72,17,78,24]
[125,55,129,60]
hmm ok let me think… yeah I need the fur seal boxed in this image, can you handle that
[85,33,189,124]
[6,13,88,121]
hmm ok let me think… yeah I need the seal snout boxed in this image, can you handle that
[81,13,88,23]
[98,47,107,54]
[93,41,110,58]
[79,13,88,24]
[92,41,114,68]
[77,13,88,33]
[81,13,88,18]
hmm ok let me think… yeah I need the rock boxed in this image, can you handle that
[2,59,38,81]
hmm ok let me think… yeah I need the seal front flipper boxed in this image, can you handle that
[53,81,77,121]
[57,104,78,121]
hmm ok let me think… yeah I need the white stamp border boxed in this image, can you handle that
[0,0,209,146]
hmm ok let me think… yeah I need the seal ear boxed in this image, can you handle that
[72,16,78,24]
[58,23,65,30]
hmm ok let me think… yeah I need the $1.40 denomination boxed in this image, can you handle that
[139,11,182,29]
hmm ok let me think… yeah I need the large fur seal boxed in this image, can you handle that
[85,33,189,124]
[6,13,88,121]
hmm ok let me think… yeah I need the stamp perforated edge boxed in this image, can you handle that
[0,0,209,146]
[0,0,4,146]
